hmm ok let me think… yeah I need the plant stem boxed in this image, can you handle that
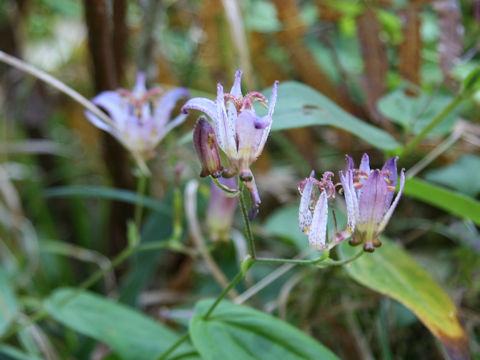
[204,270,244,319]
[254,257,326,265]
[401,95,464,157]
[157,332,190,360]
[254,249,364,266]
[238,183,256,258]
[135,171,147,229]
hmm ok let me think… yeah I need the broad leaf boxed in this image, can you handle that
[404,177,480,226]
[0,270,18,336]
[424,154,480,197]
[44,288,198,360]
[190,299,339,360]
[339,240,469,359]
[377,89,458,135]
[268,81,400,151]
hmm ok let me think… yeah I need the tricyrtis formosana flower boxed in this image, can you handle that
[182,70,278,219]
[298,171,336,250]
[339,154,405,252]
[85,72,189,160]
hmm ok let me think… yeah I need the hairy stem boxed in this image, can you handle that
[238,183,256,258]
[401,94,464,157]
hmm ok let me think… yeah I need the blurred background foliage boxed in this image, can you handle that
[1,0,480,359]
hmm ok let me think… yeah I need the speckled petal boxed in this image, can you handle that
[299,175,314,233]
[308,191,329,250]
[378,168,405,233]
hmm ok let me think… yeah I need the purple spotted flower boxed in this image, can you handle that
[338,154,405,252]
[298,171,336,249]
[182,70,278,219]
[85,73,189,161]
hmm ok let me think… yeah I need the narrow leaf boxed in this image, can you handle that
[404,177,480,226]
[0,270,18,336]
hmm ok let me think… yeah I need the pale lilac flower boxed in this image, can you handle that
[193,116,223,178]
[339,154,405,252]
[182,70,278,219]
[298,171,336,250]
[207,177,238,242]
[85,73,189,160]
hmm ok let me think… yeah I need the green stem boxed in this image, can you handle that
[238,183,256,258]
[135,172,148,228]
[204,270,244,319]
[157,332,190,360]
[401,95,464,157]
[254,249,364,266]
[156,270,246,360]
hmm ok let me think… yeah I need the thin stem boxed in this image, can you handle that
[254,248,364,266]
[0,50,115,129]
[204,270,244,319]
[254,257,326,265]
[212,177,239,196]
[401,94,464,157]
[238,183,256,258]
[134,172,147,228]
[322,249,365,266]
[157,332,190,360]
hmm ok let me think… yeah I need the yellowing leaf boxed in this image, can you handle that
[339,240,469,359]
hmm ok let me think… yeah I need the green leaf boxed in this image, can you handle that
[263,205,307,251]
[338,240,469,359]
[404,177,480,226]
[377,89,458,135]
[44,186,170,215]
[424,154,480,197]
[44,288,198,360]
[0,345,41,360]
[269,82,400,150]
[190,299,339,360]
[0,270,18,336]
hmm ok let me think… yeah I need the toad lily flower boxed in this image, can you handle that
[85,72,189,166]
[182,70,279,219]
[339,154,405,252]
[298,171,336,250]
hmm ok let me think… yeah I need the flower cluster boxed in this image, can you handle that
[182,70,279,219]
[85,73,189,161]
[299,154,405,252]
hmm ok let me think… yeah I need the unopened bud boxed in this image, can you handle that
[193,117,223,178]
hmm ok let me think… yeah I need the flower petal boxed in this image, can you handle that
[346,155,354,170]
[308,191,329,249]
[230,70,243,97]
[382,156,398,207]
[359,153,371,174]
[153,87,189,131]
[133,72,147,96]
[358,170,387,226]
[181,97,217,121]
[90,91,128,129]
[236,110,264,170]
[254,80,278,157]
[299,176,314,233]
[339,169,358,233]
[378,168,405,233]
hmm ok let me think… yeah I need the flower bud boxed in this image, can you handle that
[207,177,238,241]
[193,117,223,178]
